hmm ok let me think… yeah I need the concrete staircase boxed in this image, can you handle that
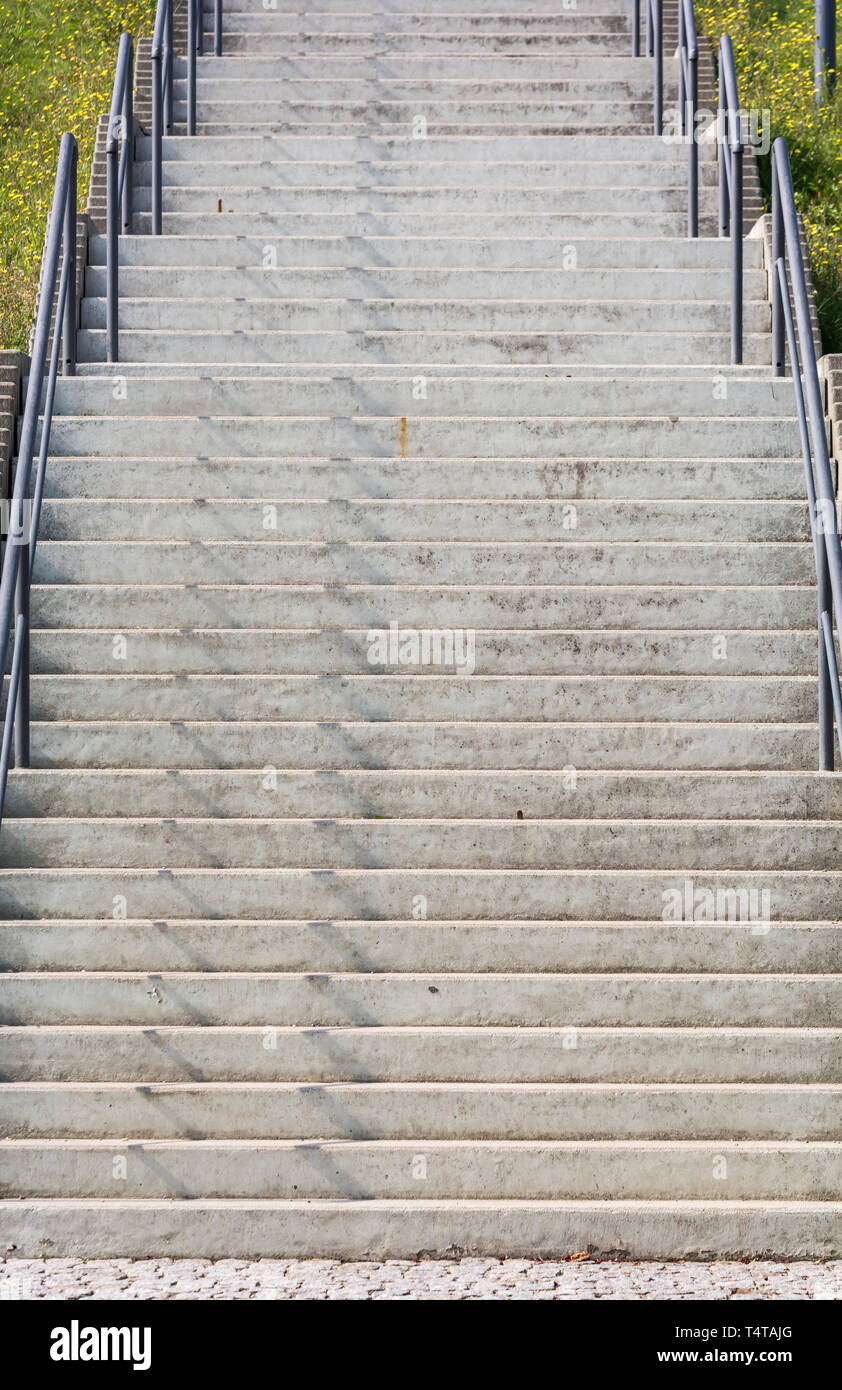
[1,0,840,1260]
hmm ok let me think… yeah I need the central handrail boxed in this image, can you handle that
[106,32,134,363]
[771,137,842,768]
[0,134,78,824]
[678,0,699,236]
[717,34,744,363]
[632,0,662,134]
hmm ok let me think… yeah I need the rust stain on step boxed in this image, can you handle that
[398,416,408,458]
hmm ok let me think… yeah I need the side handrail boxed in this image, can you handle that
[106,32,134,363]
[771,137,842,768]
[717,34,744,363]
[632,0,662,134]
[678,0,699,236]
[0,134,78,824]
[647,0,663,134]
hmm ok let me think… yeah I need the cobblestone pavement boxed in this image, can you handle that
[1,1259,840,1300]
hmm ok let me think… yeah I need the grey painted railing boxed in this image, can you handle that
[771,138,842,768]
[717,34,744,364]
[678,0,698,237]
[106,32,133,363]
[108,1,221,361]
[0,134,78,823]
[632,0,662,134]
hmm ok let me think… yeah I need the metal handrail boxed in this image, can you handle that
[717,34,744,364]
[678,0,698,237]
[647,0,663,134]
[152,0,209,237]
[106,32,134,363]
[771,137,842,768]
[632,0,662,133]
[0,134,78,824]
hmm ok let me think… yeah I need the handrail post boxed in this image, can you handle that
[771,157,786,375]
[688,47,698,237]
[63,142,77,377]
[106,114,118,363]
[13,543,29,769]
[188,0,197,136]
[731,137,743,363]
[632,0,640,57]
[653,0,663,135]
[123,38,134,236]
[152,46,163,234]
[717,66,728,238]
[818,555,835,768]
[165,0,174,133]
[214,0,222,57]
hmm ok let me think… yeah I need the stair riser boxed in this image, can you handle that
[1,1202,836,1261]
[37,421,795,462]
[199,15,633,33]
[208,36,636,53]
[77,329,772,365]
[80,299,770,333]
[21,675,819,723]
[128,213,719,238]
[26,722,820,772]
[23,631,817,678]
[88,232,764,270]
[3,1201,836,1261]
[32,543,816,586]
[136,184,702,214]
[5,1144,838,1201]
[4,1026,838,1081]
[28,587,817,631]
[7,771,840,822]
[2,1083,838,1139]
[135,133,719,160]
[0,872,838,922]
[42,375,794,415]
[128,158,719,189]
[0,818,836,870]
[3,925,837,977]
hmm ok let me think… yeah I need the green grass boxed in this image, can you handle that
[0,0,155,350]
[695,0,842,351]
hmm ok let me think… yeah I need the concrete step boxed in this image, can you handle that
[25,720,820,772]
[133,182,703,214]
[21,675,819,724]
[169,81,680,104]
[198,0,640,11]
[88,233,763,270]
[199,14,633,34]
[77,328,771,365]
[208,34,637,54]
[43,375,791,417]
[135,132,717,161]
[3,922,838,977]
[86,264,765,301]
[28,585,816,629]
[4,1138,839,1201]
[126,211,718,238]
[23,629,817,677]
[0,817,836,870]
[31,542,815,586]
[1,1077,839,1137]
[32,498,810,542]
[0,870,838,921]
[0,1198,837,1260]
[6,771,839,822]
[179,100,658,126]
[81,295,769,334]
[32,457,810,503]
